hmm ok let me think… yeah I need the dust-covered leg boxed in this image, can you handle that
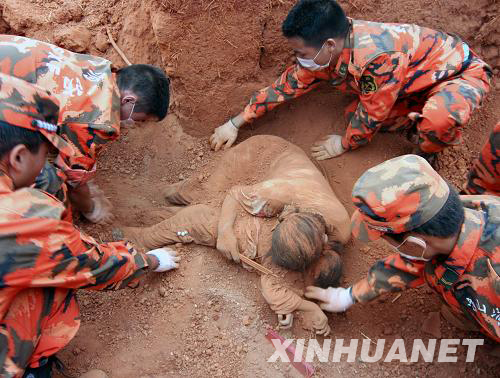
[118,204,219,250]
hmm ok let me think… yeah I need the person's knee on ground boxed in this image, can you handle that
[269,212,327,271]
[163,179,195,205]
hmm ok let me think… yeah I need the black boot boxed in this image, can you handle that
[23,356,70,378]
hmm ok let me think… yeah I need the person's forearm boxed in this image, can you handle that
[217,192,240,235]
[68,182,94,213]
[297,298,322,313]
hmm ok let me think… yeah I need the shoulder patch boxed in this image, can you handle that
[360,75,377,94]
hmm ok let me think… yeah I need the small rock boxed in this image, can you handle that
[159,287,167,297]
[79,370,107,378]
[242,315,251,326]
[53,25,91,53]
[198,151,204,157]
[95,31,109,52]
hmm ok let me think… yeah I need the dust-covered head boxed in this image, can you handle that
[282,0,349,48]
[308,249,343,288]
[116,64,170,122]
[270,212,327,271]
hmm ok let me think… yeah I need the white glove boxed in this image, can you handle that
[82,182,114,224]
[210,119,239,151]
[305,286,354,313]
[146,247,181,272]
[311,134,346,160]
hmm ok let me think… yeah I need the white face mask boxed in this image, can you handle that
[391,236,430,262]
[296,42,333,71]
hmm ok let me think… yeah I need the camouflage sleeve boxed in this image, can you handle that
[342,53,409,150]
[1,192,149,291]
[242,64,324,123]
[465,122,500,195]
[352,253,426,303]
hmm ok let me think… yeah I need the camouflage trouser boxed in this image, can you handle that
[0,288,80,377]
[465,121,500,196]
[345,56,491,153]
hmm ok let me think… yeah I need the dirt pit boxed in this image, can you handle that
[1,0,499,376]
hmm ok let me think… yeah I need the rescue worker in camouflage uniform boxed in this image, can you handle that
[210,0,492,165]
[0,73,179,378]
[305,154,500,342]
[465,121,500,196]
[0,34,170,223]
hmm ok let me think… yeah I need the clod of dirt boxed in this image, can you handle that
[242,315,252,326]
[79,369,108,378]
[54,25,91,53]
[383,326,394,335]
[421,311,441,338]
[95,31,109,52]
[0,11,9,34]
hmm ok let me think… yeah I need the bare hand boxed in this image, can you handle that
[216,229,240,263]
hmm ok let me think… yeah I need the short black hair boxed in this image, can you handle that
[0,120,46,158]
[282,0,349,48]
[116,64,170,120]
[388,184,465,242]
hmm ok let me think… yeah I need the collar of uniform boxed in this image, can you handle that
[434,208,483,286]
[333,19,353,78]
[0,171,15,194]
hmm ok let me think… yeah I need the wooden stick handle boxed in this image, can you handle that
[106,27,132,66]
[239,254,278,278]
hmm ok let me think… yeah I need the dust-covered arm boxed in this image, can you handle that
[216,190,241,263]
[261,273,330,335]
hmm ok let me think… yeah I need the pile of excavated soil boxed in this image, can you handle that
[1,0,498,377]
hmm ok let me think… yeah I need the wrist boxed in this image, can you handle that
[347,286,356,304]
[229,117,240,130]
[146,254,160,270]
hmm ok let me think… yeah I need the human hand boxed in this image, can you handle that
[146,247,181,272]
[209,119,239,151]
[311,134,346,160]
[305,286,354,313]
[311,307,331,336]
[82,183,114,224]
[216,229,240,263]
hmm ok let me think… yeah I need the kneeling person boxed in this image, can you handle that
[0,35,171,223]
[0,74,179,378]
[306,155,499,342]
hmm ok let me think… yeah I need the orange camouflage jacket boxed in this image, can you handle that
[242,19,487,150]
[0,171,148,332]
[352,196,500,342]
[0,35,121,182]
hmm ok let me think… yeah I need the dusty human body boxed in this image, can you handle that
[121,135,350,333]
